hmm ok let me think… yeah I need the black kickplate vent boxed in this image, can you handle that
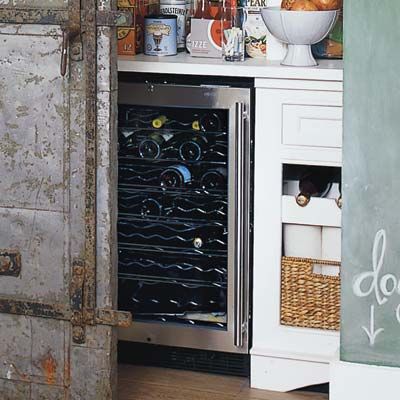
[118,341,250,377]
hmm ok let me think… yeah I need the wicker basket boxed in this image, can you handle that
[280,256,341,331]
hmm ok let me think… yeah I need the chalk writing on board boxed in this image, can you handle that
[352,229,388,305]
[362,305,384,346]
[351,229,399,346]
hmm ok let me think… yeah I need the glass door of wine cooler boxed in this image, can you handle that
[117,80,251,353]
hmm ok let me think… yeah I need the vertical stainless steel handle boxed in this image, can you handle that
[234,102,246,348]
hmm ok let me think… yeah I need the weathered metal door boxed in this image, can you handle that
[0,2,131,399]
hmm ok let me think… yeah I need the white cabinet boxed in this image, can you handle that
[251,78,343,392]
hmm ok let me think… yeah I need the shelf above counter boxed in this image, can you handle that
[118,52,343,82]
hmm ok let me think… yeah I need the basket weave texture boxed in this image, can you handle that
[280,256,340,331]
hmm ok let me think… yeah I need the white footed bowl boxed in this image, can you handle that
[261,7,339,66]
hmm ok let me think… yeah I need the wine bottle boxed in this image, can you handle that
[160,164,192,188]
[192,120,201,131]
[200,167,227,190]
[138,132,167,159]
[178,133,209,161]
[296,168,334,207]
[119,129,136,151]
[193,224,226,249]
[141,198,163,217]
[152,115,168,129]
[125,110,159,127]
[199,113,222,132]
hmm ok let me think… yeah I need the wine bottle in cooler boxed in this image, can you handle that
[141,198,163,217]
[192,224,226,250]
[160,164,192,188]
[178,133,209,161]
[296,167,334,207]
[152,115,168,129]
[199,112,222,132]
[138,132,166,159]
[200,167,227,190]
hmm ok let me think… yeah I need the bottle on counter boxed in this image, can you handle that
[160,164,192,188]
[296,167,334,207]
[200,167,227,190]
[160,0,187,51]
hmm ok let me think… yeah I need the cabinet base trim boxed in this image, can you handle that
[250,354,329,392]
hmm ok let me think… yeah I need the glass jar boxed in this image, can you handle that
[221,7,246,62]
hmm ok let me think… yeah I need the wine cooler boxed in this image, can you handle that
[117,75,253,357]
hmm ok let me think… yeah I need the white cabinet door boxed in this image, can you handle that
[251,86,341,392]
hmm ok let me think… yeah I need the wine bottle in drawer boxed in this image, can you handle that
[296,168,333,207]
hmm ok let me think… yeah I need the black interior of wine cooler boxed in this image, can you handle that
[118,103,230,329]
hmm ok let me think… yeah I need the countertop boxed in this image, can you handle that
[118,53,343,82]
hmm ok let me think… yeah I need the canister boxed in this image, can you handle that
[160,0,187,50]
[144,15,178,56]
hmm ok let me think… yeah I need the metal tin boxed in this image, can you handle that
[144,15,178,56]
[160,0,186,50]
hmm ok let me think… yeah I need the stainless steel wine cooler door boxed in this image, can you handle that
[118,82,251,353]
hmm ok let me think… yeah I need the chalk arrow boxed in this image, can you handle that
[362,305,384,346]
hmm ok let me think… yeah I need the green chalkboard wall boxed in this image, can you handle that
[341,1,400,365]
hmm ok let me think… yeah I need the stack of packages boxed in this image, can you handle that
[117,0,159,56]
[117,0,271,60]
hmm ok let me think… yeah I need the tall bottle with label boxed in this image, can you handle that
[160,0,187,51]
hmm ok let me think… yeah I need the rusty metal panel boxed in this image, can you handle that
[0,379,31,400]
[31,384,66,400]
[96,89,118,309]
[0,20,74,399]
[0,250,21,277]
[70,340,115,399]
[0,314,67,386]
[0,209,67,303]
[0,1,121,398]
[0,1,68,9]
[0,28,67,212]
